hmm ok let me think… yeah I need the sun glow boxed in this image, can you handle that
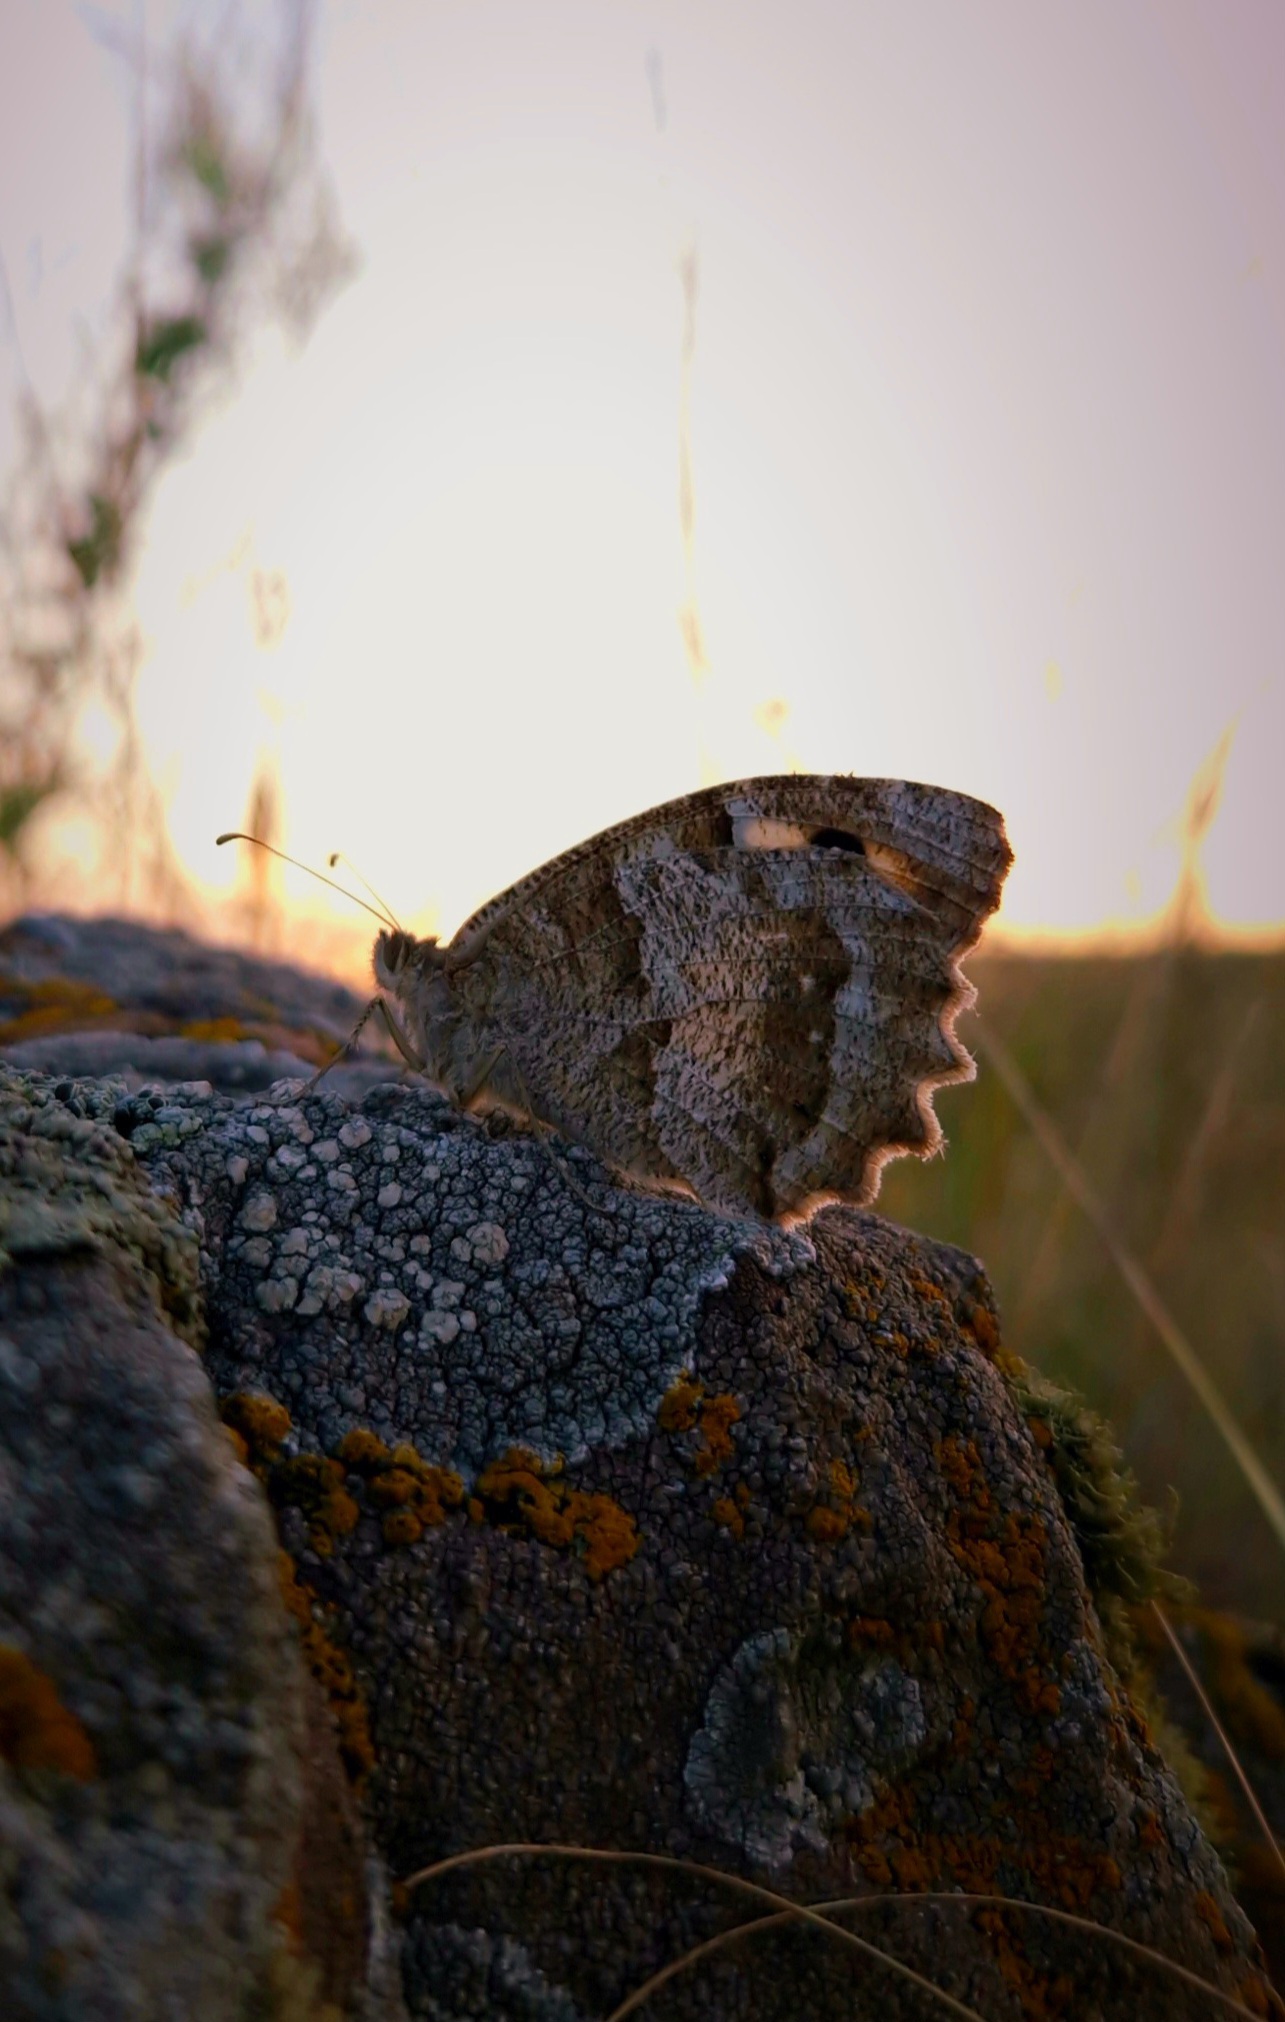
[3,2,1284,961]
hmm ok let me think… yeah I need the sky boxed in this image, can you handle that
[1,0,1284,957]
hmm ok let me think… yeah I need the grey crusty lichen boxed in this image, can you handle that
[0,1064,1277,2020]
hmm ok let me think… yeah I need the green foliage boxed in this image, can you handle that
[134,314,209,382]
[0,778,59,857]
[66,493,123,588]
[190,234,232,285]
[181,132,232,205]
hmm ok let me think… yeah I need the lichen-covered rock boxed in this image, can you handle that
[0,1070,404,2021]
[0,904,1279,2022]
[82,1064,1272,2020]
[0,912,384,1097]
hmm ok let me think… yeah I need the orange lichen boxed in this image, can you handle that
[337,1428,392,1471]
[475,1449,639,1582]
[0,1645,98,1782]
[269,1455,361,1558]
[657,1375,702,1433]
[1015,1668,1061,1716]
[278,1553,375,1785]
[960,1299,1001,1356]
[848,1616,897,1650]
[934,1433,1064,1711]
[272,1880,307,1951]
[221,1392,292,1459]
[222,1424,250,1467]
[1237,1976,1275,2019]
[693,1394,740,1475]
[936,1433,984,1503]
[182,1015,258,1044]
[377,1464,463,1543]
[839,1281,882,1325]
[710,1496,745,1540]
[180,1015,332,1066]
[974,1907,1076,2018]
[909,1273,952,1307]
[657,1375,741,1476]
[1194,1890,1235,1953]
[804,1454,870,1544]
[332,1431,464,1545]
[367,1467,420,1509]
[0,977,121,1042]
[851,1780,1127,1922]
[223,1410,465,1552]
[846,1614,936,1669]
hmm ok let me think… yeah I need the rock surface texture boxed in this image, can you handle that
[0,917,1279,2021]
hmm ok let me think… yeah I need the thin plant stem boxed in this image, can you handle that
[606,1888,1267,2022]
[1011,953,1164,1339]
[1152,1600,1285,1890]
[402,1843,988,2022]
[1147,999,1262,1276]
[975,1022,1285,1559]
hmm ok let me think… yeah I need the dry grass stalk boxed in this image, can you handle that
[975,1019,1285,1557]
[0,0,351,915]
[400,1840,1266,2021]
[1152,1601,1285,1891]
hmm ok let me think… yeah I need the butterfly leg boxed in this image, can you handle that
[307,993,425,1090]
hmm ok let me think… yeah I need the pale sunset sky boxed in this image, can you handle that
[1,0,1283,958]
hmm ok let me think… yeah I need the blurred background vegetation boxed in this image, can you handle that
[0,0,349,920]
[883,928,1285,1620]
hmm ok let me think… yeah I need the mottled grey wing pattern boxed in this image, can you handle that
[448,775,1011,1217]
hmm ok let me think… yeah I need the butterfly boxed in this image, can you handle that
[349,774,1010,1221]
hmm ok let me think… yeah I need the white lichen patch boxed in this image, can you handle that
[466,1221,509,1266]
[420,1309,460,1347]
[364,1288,411,1331]
[138,1078,816,1470]
[685,1629,926,1871]
[256,1277,297,1314]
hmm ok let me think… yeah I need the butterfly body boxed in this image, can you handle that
[374,775,1011,1221]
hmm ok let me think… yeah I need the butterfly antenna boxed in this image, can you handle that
[216,832,399,930]
[327,852,403,933]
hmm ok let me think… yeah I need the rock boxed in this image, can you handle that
[0,914,1278,2019]
[0,1070,405,2020]
[0,913,388,1099]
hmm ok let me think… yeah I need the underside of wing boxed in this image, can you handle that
[450,775,1011,1217]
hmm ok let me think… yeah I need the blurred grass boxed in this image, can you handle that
[879,945,1285,1620]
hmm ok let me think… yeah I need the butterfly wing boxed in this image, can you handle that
[447,775,1011,1217]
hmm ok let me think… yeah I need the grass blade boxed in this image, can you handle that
[606,1888,1267,2022]
[1152,1600,1285,1890]
[975,1021,1285,1559]
[402,1842,987,2021]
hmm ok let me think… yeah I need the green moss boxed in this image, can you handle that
[0,1067,203,1345]
[1003,1357,1185,1620]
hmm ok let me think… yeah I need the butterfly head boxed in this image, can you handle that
[373,927,448,994]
